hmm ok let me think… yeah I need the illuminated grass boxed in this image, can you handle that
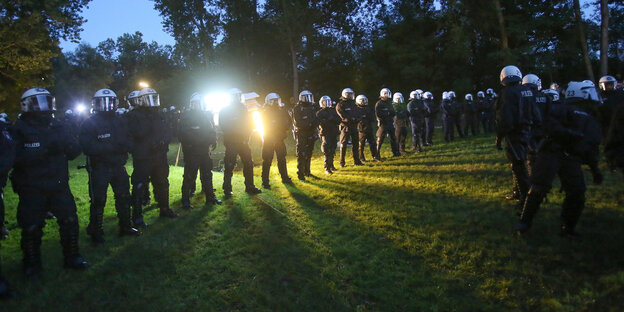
[1,133,623,311]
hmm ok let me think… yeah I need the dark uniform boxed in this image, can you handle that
[526,88,550,177]
[423,98,439,145]
[178,109,221,207]
[357,104,379,161]
[261,105,292,186]
[481,94,496,133]
[336,97,362,166]
[317,106,341,172]
[599,88,624,138]
[518,98,601,237]
[393,101,409,154]
[219,101,261,196]
[441,98,463,141]
[79,111,139,243]
[407,98,425,151]
[11,112,88,278]
[375,98,400,157]
[0,119,14,240]
[292,101,319,180]
[604,90,624,174]
[495,83,535,209]
[463,99,479,136]
[127,107,177,225]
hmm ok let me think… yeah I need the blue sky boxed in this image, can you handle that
[59,0,175,52]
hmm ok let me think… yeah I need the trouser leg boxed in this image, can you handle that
[223,143,237,192]
[559,157,587,233]
[110,166,134,231]
[181,153,200,208]
[261,140,274,185]
[239,143,255,188]
[151,153,171,210]
[275,140,289,181]
[131,160,150,221]
[87,166,109,241]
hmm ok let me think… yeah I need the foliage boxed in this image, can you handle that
[1,132,623,311]
[0,0,90,113]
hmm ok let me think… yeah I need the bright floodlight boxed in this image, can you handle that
[76,103,86,113]
[203,92,230,126]
[252,110,264,142]
[139,81,150,88]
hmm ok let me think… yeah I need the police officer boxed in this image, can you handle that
[220,88,262,197]
[0,113,13,240]
[177,93,222,208]
[79,89,140,245]
[599,76,624,137]
[317,96,341,174]
[484,88,496,132]
[602,76,624,175]
[495,66,534,212]
[261,93,293,186]
[407,91,425,152]
[11,88,89,279]
[476,91,487,133]
[523,74,549,177]
[422,91,438,146]
[127,88,178,227]
[356,94,380,161]
[393,92,409,154]
[441,91,461,142]
[463,94,478,136]
[336,88,363,167]
[376,88,400,157]
[516,84,603,238]
[292,90,319,181]
[127,90,152,207]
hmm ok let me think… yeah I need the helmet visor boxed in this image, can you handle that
[92,96,119,112]
[142,94,160,107]
[600,81,615,91]
[301,94,314,103]
[268,98,282,107]
[21,95,55,112]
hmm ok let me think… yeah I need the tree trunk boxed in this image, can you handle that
[493,0,510,62]
[574,0,595,82]
[288,35,299,101]
[600,0,609,77]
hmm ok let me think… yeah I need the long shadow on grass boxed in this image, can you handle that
[291,171,624,310]
[2,205,213,312]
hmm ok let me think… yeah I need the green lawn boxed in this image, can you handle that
[1,132,623,311]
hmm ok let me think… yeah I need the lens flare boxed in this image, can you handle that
[203,92,230,125]
[252,110,264,142]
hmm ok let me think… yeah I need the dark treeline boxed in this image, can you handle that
[1,0,623,114]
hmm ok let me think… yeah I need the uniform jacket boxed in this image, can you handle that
[79,111,132,167]
[126,107,172,160]
[178,109,217,155]
[10,113,81,191]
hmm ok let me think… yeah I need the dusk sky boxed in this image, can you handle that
[59,0,175,52]
[60,0,598,53]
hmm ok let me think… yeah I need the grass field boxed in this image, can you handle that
[1,131,623,311]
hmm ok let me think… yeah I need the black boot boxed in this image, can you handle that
[159,206,179,218]
[59,221,89,270]
[117,203,140,237]
[86,206,105,245]
[261,162,271,189]
[181,187,193,210]
[339,145,347,167]
[204,191,222,207]
[245,186,262,194]
[517,188,545,234]
[21,226,42,280]
[132,190,147,228]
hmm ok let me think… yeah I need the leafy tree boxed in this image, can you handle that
[0,0,90,113]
